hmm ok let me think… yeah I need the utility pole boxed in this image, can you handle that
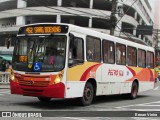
[110,0,117,35]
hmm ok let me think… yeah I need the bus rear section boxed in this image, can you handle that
[65,29,155,105]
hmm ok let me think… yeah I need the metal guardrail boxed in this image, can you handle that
[0,72,10,84]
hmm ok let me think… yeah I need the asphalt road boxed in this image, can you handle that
[0,82,160,119]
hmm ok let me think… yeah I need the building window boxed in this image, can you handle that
[86,36,101,62]
[103,40,115,64]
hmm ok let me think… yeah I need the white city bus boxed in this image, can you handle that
[10,23,155,106]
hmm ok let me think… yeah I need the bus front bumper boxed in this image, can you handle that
[10,80,65,98]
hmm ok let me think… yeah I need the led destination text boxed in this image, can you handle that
[25,26,61,34]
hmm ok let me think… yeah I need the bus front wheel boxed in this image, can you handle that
[37,97,51,102]
[81,82,94,106]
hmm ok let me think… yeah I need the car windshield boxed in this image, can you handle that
[12,35,66,72]
[0,55,12,61]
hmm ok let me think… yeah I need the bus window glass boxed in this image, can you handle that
[147,51,154,68]
[12,35,66,72]
[103,40,115,63]
[69,37,84,66]
[138,49,146,68]
[116,43,126,65]
[86,36,101,62]
[127,46,137,66]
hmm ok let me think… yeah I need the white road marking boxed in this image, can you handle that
[0,91,10,93]
[153,86,159,90]
[64,117,112,120]
[0,90,10,95]
[137,105,160,107]
[131,109,160,111]
[116,101,160,110]
[64,117,89,120]
[132,117,159,120]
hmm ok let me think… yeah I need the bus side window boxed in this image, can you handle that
[147,51,154,68]
[69,37,84,67]
[116,43,126,65]
[86,36,101,62]
[138,49,146,68]
[127,46,137,66]
[103,40,115,64]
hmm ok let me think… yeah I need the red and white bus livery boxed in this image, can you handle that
[10,23,155,106]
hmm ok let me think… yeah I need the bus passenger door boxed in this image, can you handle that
[66,32,86,98]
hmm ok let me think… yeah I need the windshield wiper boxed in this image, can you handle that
[28,39,37,66]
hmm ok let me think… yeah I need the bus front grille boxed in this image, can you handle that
[22,89,43,96]
[18,79,50,87]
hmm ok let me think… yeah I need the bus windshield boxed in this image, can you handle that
[12,35,66,72]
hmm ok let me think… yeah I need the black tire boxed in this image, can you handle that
[81,82,94,106]
[37,97,51,102]
[129,82,138,99]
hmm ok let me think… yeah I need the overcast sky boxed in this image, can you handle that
[148,0,155,8]
[148,0,160,28]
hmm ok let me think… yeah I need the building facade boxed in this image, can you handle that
[0,0,154,54]
[153,0,160,48]
[153,0,160,66]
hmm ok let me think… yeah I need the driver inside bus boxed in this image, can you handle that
[45,47,56,65]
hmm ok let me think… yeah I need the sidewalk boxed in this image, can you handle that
[0,84,10,89]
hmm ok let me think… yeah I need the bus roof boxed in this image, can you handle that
[68,24,154,52]
[18,23,154,52]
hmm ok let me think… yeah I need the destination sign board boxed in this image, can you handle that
[18,24,69,35]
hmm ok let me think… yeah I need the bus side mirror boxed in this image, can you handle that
[7,38,11,49]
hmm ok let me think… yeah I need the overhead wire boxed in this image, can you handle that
[0,0,111,30]
[116,0,138,25]
[115,0,139,41]
[26,0,110,19]
[38,0,139,40]
[0,0,110,27]
[0,0,145,41]
[24,0,112,27]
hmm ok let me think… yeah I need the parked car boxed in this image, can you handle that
[155,66,160,82]
[0,55,12,71]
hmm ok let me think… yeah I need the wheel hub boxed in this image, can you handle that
[84,87,92,101]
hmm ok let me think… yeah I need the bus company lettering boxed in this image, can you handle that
[108,69,124,76]
[90,71,96,77]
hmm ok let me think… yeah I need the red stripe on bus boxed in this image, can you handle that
[148,69,154,81]
[80,64,101,81]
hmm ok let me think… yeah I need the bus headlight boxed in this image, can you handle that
[54,72,64,84]
[10,69,15,81]
[54,77,61,84]
[10,75,15,81]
